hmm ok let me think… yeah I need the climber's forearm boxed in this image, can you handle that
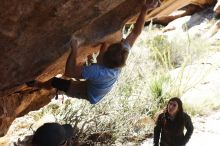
[64,48,77,78]
[64,38,82,79]
[132,7,147,36]
[97,43,107,64]
[64,46,82,79]
[125,1,158,47]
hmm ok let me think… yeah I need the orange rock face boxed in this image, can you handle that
[0,0,215,137]
[214,0,220,14]
[0,0,143,137]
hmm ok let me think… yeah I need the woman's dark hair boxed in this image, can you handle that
[103,42,129,68]
[165,97,185,133]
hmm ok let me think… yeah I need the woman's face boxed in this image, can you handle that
[168,100,179,116]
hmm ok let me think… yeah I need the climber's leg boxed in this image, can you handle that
[26,77,68,90]
[65,80,89,101]
[49,77,89,100]
[26,77,89,100]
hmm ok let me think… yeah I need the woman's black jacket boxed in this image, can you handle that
[153,112,194,146]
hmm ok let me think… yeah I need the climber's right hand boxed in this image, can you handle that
[70,36,84,48]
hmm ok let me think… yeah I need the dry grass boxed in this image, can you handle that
[12,24,220,145]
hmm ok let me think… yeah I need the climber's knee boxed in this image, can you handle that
[66,80,89,101]
[51,77,71,92]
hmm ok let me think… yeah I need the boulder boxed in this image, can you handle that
[153,4,202,26]
[0,0,143,136]
[214,0,220,14]
[0,0,216,137]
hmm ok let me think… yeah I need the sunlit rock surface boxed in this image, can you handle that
[0,0,216,137]
[214,0,220,14]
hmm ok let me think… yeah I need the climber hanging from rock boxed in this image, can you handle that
[26,0,158,104]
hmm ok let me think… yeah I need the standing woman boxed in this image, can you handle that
[153,97,194,146]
